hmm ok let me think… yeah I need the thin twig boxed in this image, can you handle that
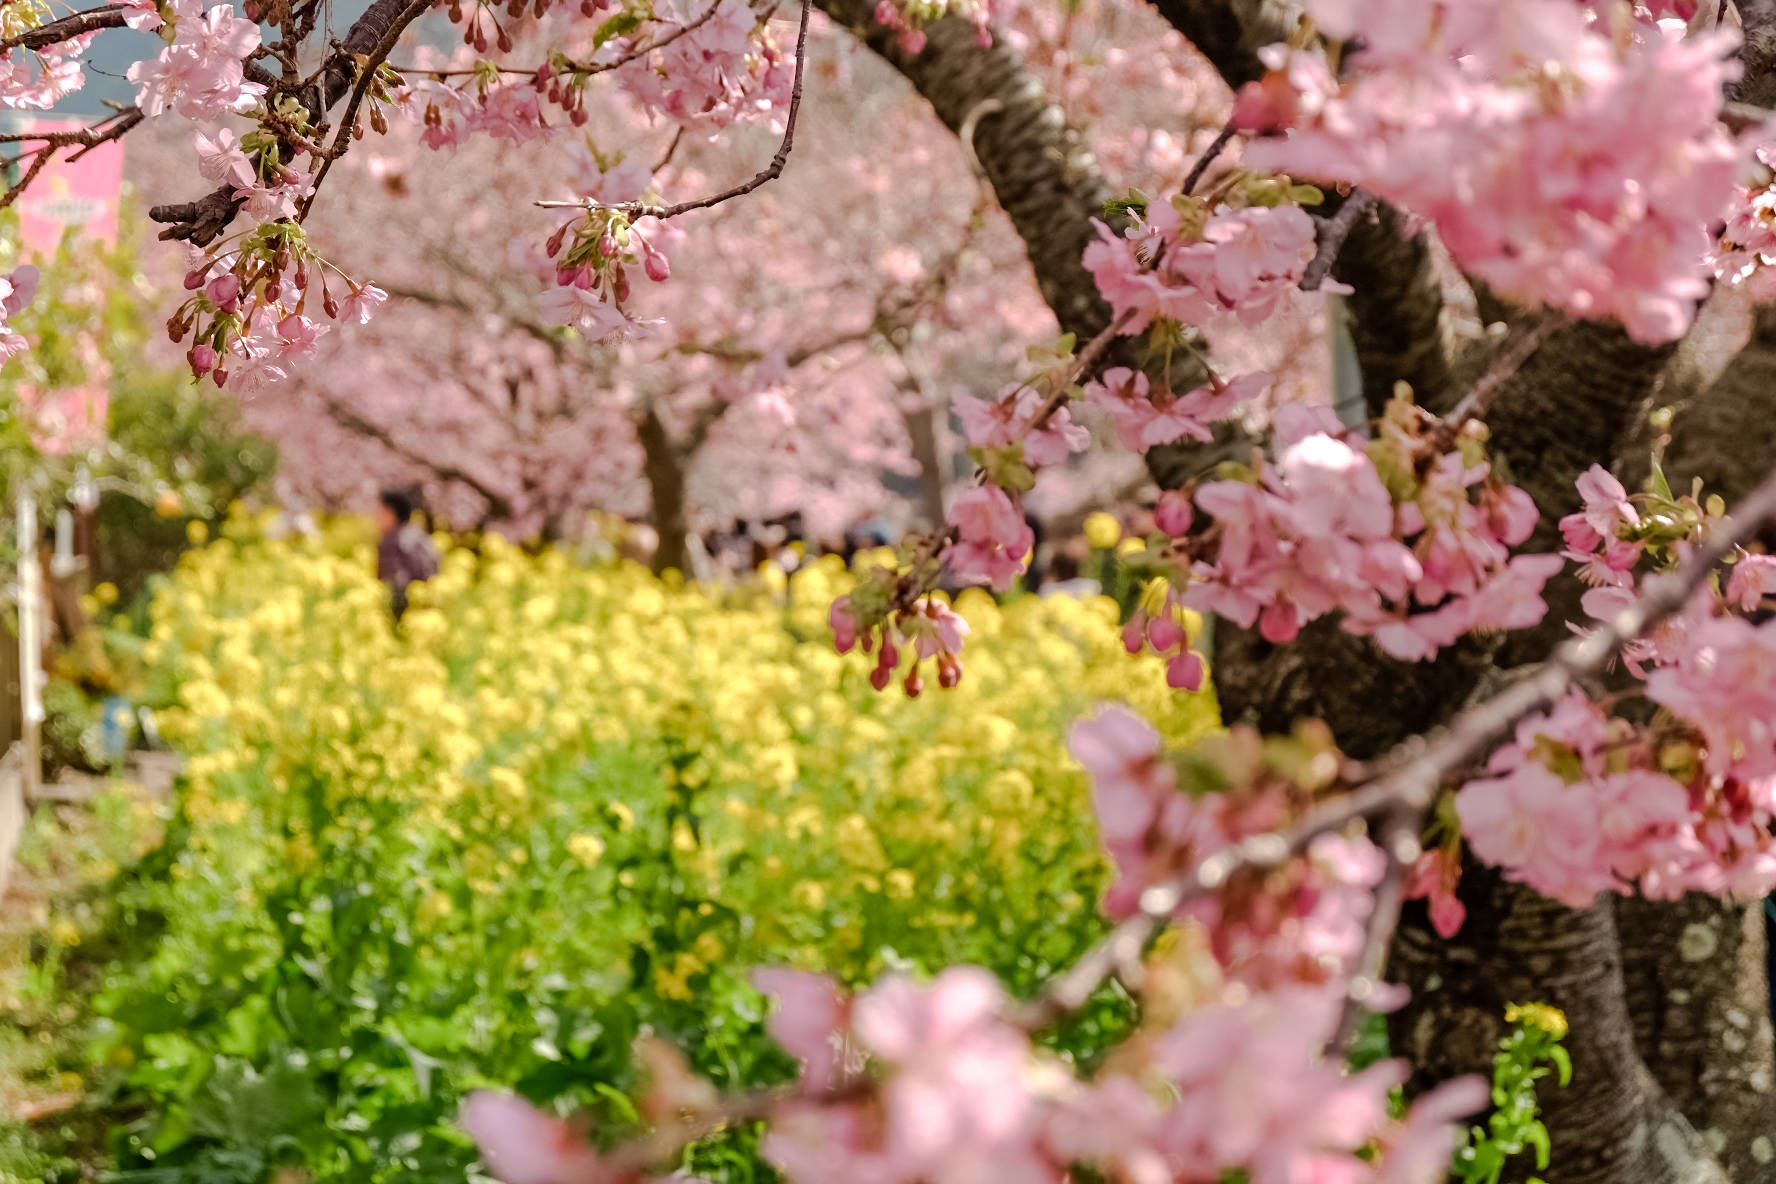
[1299,189,1376,292]
[298,0,434,221]
[1025,308,1137,431]
[652,126,686,173]
[1181,122,1237,197]
[1434,308,1567,443]
[1328,806,1418,1055]
[557,3,721,75]
[533,0,812,221]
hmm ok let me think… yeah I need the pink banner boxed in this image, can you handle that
[12,116,124,258]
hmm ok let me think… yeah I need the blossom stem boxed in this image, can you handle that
[1298,188,1375,291]
[1435,307,1567,442]
[1181,121,1237,197]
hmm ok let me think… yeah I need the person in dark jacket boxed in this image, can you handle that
[375,489,439,618]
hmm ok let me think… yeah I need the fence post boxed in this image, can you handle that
[17,487,41,803]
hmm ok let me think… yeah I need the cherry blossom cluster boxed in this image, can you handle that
[0,32,93,110]
[830,572,970,697]
[1083,192,1326,338]
[535,206,674,339]
[127,0,267,122]
[1235,0,1740,344]
[869,0,1017,53]
[385,0,793,147]
[1070,705,1393,991]
[0,266,39,364]
[1457,688,1776,910]
[1435,465,1776,920]
[1139,401,1558,665]
[460,963,1484,1184]
[167,224,385,394]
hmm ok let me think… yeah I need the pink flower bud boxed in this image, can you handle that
[212,367,229,387]
[570,105,589,126]
[188,343,218,376]
[556,267,576,288]
[206,273,241,309]
[574,266,595,291]
[183,268,208,290]
[535,60,553,84]
[830,597,858,654]
[1166,650,1205,692]
[1154,489,1193,537]
[937,655,962,688]
[1122,612,1147,656]
[643,249,670,283]
[613,267,630,303]
[599,232,619,257]
[1147,612,1183,653]
[545,226,568,259]
[903,667,924,698]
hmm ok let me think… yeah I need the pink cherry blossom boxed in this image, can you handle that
[945,485,1033,593]
[459,1092,603,1184]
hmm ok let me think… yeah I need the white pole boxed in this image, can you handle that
[17,487,41,802]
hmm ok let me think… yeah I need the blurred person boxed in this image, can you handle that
[376,488,439,619]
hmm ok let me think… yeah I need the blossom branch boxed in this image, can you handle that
[1181,121,1237,197]
[0,5,128,51]
[533,0,811,221]
[1009,460,1776,1035]
[1433,307,1567,443]
[1298,188,1376,292]
[555,4,721,75]
[1328,806,1419,1054]
[1,108,142,210]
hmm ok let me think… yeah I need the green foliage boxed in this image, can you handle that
[94,370,278,606]
[1452,1004,1573,1184]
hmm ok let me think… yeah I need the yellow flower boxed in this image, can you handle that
[566,833,607,868]
[1505,1002,1568,1039]
[1083,511,1122,550]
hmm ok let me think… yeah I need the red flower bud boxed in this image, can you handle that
[902,667,923,698]
[937,656,962,688]
[184,268,208,290]
[569,105,588,126]
[212,367,229,387]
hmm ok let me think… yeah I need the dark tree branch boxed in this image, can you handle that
[2,5,127,51]
[319,393,516,520]
[1299,188,1376,292]
[1182,121,1237,196]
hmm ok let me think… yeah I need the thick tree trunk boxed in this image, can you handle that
[1617,895,1776,1184]
[637,407,689,576]
[901,403,950,530]
[1391,866,1728,1184]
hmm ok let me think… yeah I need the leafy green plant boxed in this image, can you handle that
[1452,1003,1573,1184]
